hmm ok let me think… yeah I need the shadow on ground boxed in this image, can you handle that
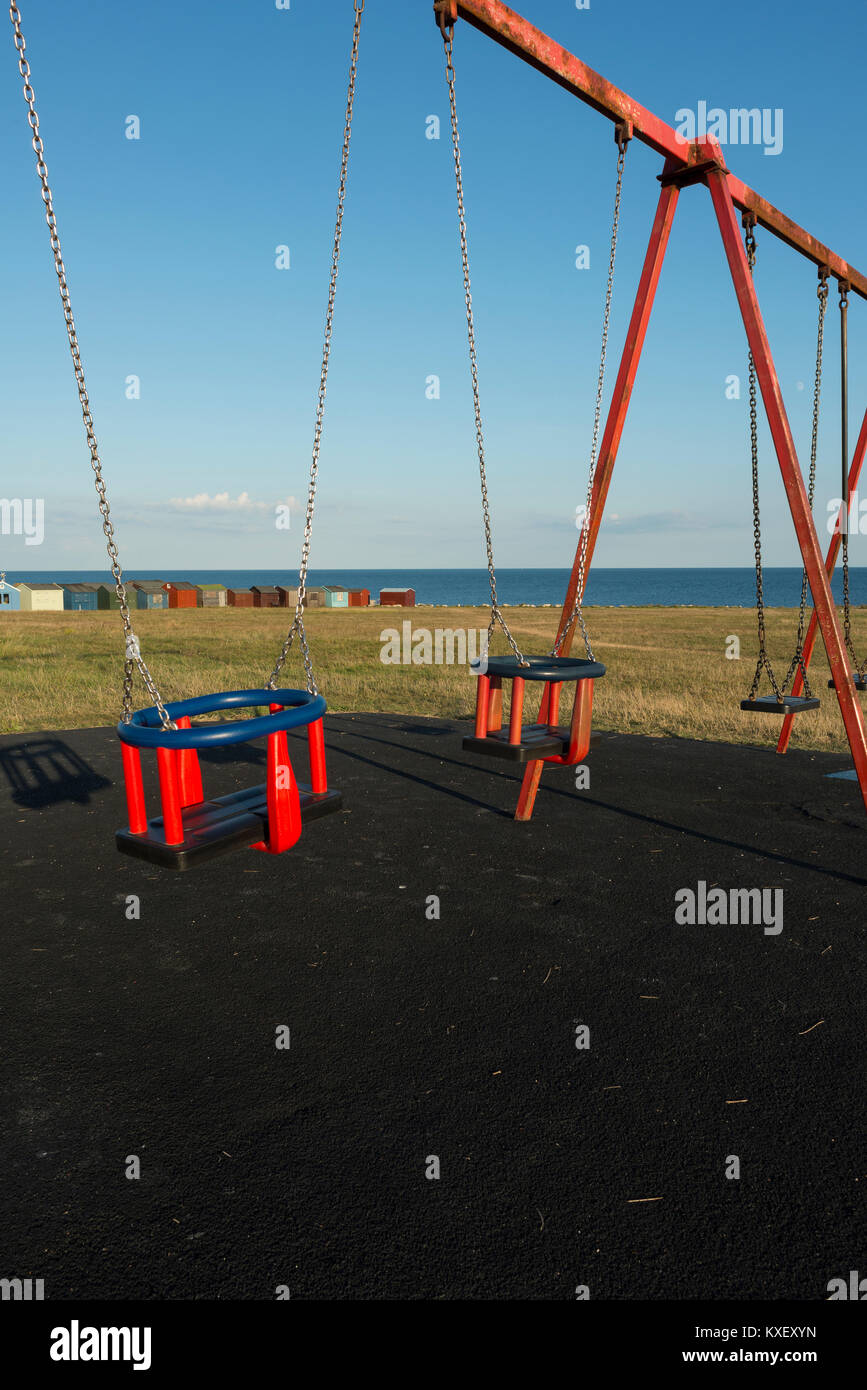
[0,714,864,1300]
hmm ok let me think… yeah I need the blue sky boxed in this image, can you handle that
[1,0,866,572]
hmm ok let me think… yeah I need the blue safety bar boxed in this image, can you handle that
[117,689,326,749]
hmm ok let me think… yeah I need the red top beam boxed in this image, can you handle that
[447,0,867,300]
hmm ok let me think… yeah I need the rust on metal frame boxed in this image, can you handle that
[444,0,867,299]
[726,174,866,297]
[434,0,458,32]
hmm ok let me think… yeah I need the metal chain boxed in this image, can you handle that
[268,0,366,694]
[838,282,865,677]
[780,270,828,696]
[440,18,526,664]
[554,128,629,659]
[9,2,174,729]
[743,218,785,703]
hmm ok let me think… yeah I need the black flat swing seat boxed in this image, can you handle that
[828,674,867,691]
[740,695,820,714]
[463,655,606,766]
[463,724,575,764]
[115,689,341,871]
[116,781,342,871]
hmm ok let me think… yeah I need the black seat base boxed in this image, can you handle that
[463,725,566,763]
[740,696,820,715]
[828,674,867,691]
[116,782,342,870]
[463,726,603,764]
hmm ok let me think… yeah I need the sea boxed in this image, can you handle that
[10,568,867,607]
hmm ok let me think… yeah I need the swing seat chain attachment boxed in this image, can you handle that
[435,1,458,38]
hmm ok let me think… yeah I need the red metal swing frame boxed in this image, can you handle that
[435,0,867,823]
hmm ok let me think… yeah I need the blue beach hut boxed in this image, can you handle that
[0,574,21,610]
[131,581,168,610]
[63,582,101,611]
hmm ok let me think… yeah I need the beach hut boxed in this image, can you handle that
[227,588,254,608]
[197,583,227,608]
[131,581,168,610]
[96,584,122,610]
[163,581,199,609]
[17,581,65,612]
[276,586,323,608]
[322,585,349,609]
[379,587,416,608]
[348,588,370,607]
[0,577,21,611]
[63,582,101,612]
[251,585,285,609]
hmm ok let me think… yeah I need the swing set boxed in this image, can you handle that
[9,0,867,871]
[430,0,867,825]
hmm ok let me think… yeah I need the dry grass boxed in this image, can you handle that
[1,604,865,753]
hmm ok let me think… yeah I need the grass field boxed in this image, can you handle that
[1,604,865,753]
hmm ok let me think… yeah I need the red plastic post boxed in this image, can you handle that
[562,680,594,765]
[487,676,503,732]
[156,747,185,846]
[474,674,491,738]
[536,682,594,767]
[307,716,328,794]
[120,742,147,835]
[508,677,526,745]
[257,731,303,854]
[251,703,304,853]
[174,715,205,808]
[546,682,563,732]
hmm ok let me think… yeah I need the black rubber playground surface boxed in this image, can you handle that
[1,713,864,1301]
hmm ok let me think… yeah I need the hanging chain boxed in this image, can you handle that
[743,216,784,703]
[268,0,366,694]
[837,281,865,678]
[554,127,630,660]
[779,270,828,697]
[744,223,827,703]
[440,17,525,664]
[841,281,852,655]
[9,3,173,729]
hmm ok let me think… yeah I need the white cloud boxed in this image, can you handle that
[168,491,299,513]
[602,509,737,535]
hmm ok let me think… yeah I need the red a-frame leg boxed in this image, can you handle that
[776,405,867,753]
[706,166,867,817]
[515,170,681,820]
